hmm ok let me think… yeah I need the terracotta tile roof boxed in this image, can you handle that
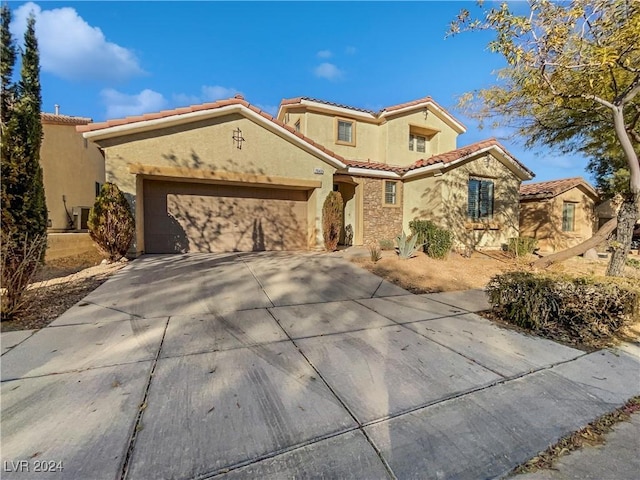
[344,159,405,173]
[280,96,377,114]
[41,113,92,125]
[520,177,597,198]
[76,96,349,165]
[280,95,458,118]
[409,138,534,177]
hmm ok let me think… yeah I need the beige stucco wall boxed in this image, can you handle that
[402,175,443,230]
[383,109,458,166]
[303,111,380,161]
[46,232,99,261]
[520,187,596,252]
[404,154,520,249]
[295,107,460,166]
[41,122,105,230]
[96,113,337,253]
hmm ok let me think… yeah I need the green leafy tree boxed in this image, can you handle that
[450,0,639,277]
[1,8,48,320]
[88,183,135,262]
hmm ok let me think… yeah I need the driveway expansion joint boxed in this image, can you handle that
[118,316,170,480]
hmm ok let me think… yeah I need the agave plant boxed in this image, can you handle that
[396,231,423,259]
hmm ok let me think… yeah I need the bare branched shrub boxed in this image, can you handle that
[88,183,134,262]
[1,233,47,321]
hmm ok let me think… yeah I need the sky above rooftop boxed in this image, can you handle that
[8,1,594,184]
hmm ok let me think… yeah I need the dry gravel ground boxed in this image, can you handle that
[1,251,125,332]
[352,249,640,293]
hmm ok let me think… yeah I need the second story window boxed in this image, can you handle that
[409,134,426,153]
[294,120,301,132]
[336,119,355,145]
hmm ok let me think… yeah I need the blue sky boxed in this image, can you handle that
[8,1,593,183]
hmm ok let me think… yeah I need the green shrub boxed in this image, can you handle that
[88,183,135,262]
[396,231,422,259]
[322,191,343,251]
[627,258,640,270]
[378,238,395,250]
[507,237,538,257]
[409,219,453,259]
[486,272,639,343]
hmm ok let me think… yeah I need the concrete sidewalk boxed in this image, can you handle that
[515,412,640,480]
[1,252,639,479]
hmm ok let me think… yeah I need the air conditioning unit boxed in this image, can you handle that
[72,206,91,230]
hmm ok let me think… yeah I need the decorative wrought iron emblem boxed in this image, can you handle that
[232,128,245,149]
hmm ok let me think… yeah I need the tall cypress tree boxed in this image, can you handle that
[1,9,47,319]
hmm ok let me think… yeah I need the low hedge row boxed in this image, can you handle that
[486,272,639,344]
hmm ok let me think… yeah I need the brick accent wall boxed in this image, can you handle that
[362,177,403,245]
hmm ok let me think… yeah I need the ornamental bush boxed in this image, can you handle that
[322,191,343,251]
[507,237,538,257]
[88,183,134,262]
[409,219,453,259]
[486,271,639,344]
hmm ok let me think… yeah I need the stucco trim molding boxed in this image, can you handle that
[128,164,322,190]
[346,167,402,179]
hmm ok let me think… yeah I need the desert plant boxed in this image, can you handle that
[627,258,640,270]
[507,237,538,257]
[322,191,343,251]
[409,219,453,259]
[486,271,639,344]
[368,244,382,262]
[1,233,47,320]
[88,183,135,262]
[378,238,395,251]
[396,231,422,259]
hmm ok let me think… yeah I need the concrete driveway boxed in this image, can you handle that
[2,252,639,479]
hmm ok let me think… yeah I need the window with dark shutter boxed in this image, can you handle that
[468,178,494,220]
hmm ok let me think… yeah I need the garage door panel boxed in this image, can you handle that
[143,180,308,254]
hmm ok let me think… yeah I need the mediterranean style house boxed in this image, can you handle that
[41,112,105,231]
[519,177,599,252]
[77,95,534,255]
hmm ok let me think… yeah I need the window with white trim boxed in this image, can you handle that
[337,119,354,144]
[409,133,426,153]
[384,181,397,205]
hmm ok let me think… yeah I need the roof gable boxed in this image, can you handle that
[41,113,92,126]
[77,96,347,170]
[520,177,598,200]
[277,96,466,133]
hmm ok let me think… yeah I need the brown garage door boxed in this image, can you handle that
[143,180,309,253]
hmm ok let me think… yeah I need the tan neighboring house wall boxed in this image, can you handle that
[520,179,598,252]
[40,114,105,231]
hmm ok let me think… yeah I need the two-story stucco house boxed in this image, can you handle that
[77,95,534,255]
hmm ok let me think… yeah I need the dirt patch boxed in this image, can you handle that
[1,257,124,333]
[353,250,638,294]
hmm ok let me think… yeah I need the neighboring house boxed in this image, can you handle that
[77,95,534,255]
[41,112,105,231]
[519,177,599,252]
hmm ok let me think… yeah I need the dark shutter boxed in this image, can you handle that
[479,180,494,218]
[468,179,479,219]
